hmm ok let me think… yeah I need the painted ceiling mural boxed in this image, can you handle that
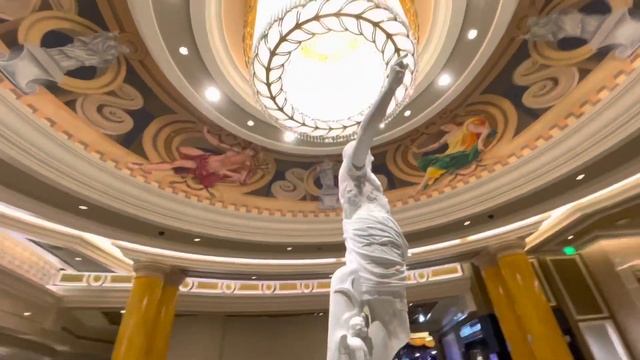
[0,0,638,217]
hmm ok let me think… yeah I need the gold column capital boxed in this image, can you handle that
[491,238,527,257]
[472,250,498,269]
[164,269,187,287]
[133,262,171,278]
[473,238,526,269]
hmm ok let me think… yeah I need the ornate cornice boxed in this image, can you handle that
[526,172,640,251]
[0,194,132,273]
[52,262,464,299]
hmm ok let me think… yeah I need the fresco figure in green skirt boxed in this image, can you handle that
[412,116,494,192]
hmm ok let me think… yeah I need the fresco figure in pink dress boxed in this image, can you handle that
[129,128,258,188]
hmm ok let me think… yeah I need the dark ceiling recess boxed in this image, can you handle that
[101,311,123,327]
[29,239,113,273]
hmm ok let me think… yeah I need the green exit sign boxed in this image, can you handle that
[563,246,577,256]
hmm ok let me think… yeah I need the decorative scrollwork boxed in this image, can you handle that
[271,168,307,200]
[512,57,579,109]
[17,10,126,94]
[251,0,416,142]
[527,0,632,66]
[75,83,144,135]
[0,0,41,21]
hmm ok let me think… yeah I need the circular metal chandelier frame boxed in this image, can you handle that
[251,0,417,143]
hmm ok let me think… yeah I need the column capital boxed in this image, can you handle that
[164,269,187,287]
[489,238,527,258]
[133,262,171,278]
[473,238,526,268]
[472,250,498,269]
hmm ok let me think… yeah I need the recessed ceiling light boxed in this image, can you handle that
[567,235,574,240]
[74,257,82,261]
[318,312,324,316]
[576,173,586,181]
[286,247,293,251]
[193,238,201,242]
[437,73,453,87]
[379,123,386,129]
[120,310,126,314]
[464,220,471,226]
[23,312,32,316]
[284,131,296,142]
[418,313,426,323]
[247,120,255,127]
[251,276,257,280]
[78,205,88,210]
[178,46,189,55]
[467,28,478,40]
[205,86,221,102]
[403,110,412,117]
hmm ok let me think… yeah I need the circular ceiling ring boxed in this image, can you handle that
[251,0,417,143]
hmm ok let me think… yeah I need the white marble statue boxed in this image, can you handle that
[327,57,410,360]
[527,7,640,58]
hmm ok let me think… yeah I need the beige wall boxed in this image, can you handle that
[168,314,328,360]
[581,237,640,359]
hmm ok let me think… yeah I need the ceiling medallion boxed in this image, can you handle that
[251,0,417,143]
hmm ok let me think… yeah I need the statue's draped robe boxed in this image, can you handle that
[338,143,409,305]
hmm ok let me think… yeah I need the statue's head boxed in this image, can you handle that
[348,316,368,338]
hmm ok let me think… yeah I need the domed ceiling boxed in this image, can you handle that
[1,0,640,263]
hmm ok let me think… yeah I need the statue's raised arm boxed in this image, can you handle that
[349,58,409,170]
[328,57,411,360]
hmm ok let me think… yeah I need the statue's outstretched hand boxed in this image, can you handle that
[386,55,410,91]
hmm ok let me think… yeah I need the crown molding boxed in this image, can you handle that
[53,269,471,312]
[0,195,132,273]
[526,172,640,251]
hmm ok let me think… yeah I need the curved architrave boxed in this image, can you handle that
[2,167,640,277]
[126,0,511,155]
[193,0,265,120]
[0,197,132,273]
[410,0,463,98]
[54,271,472,312]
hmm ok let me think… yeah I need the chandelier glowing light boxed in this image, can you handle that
[251,0,417,143]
